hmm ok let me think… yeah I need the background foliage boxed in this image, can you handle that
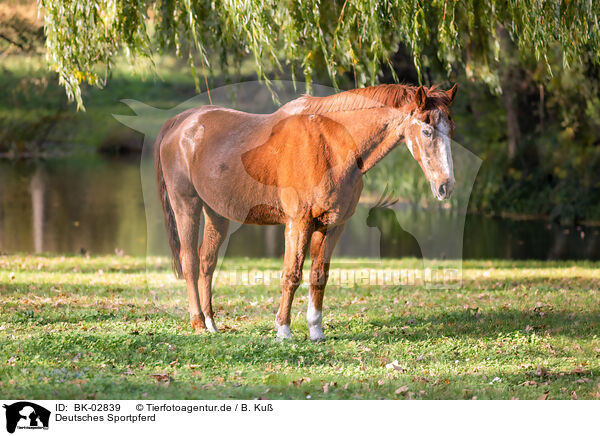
[38,0,600,107]
[2,0,600,223]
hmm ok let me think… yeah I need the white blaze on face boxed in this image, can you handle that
[437,118,453,179]
[409,117,453,181]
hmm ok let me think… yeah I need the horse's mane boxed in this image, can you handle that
[297,84,452,115]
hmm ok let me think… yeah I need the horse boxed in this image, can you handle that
[154,83,458,341]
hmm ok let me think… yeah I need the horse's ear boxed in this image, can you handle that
[446,83,458,105]
[414,86,427,110]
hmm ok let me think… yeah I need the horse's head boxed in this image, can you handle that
[403,84,458,201]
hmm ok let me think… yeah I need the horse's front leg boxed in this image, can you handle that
[275,219,312,340]
[307,224,345,341]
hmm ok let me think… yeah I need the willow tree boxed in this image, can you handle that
[39,0,600,109]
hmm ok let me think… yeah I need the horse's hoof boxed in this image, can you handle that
[309,326,326,342]
[205,317,219,333]
[190,314,206,332]
[276,324,292,341]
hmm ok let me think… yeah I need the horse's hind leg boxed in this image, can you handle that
[307,224,345,341]
[275,218,313,340]
[198,206,229,333]
[167,188,205,331]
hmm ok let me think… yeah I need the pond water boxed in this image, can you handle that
[1,157,599,260]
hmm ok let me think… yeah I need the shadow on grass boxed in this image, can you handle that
[0,264,162,274]
[3,337,598,400]
[3,307,598,368]
[333,308,600,341]
[460,276,599,289]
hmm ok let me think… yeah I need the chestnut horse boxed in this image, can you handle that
[154,83,458,341]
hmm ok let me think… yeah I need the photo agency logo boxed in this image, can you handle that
[3,402,50,433]
[115,80,481,296]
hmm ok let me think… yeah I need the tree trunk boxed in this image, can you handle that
[30,166,46,253]
[501,69,522,160]
[498,25,522,160]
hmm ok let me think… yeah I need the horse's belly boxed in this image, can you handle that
[195,169,286,224]
[243,204,286,224]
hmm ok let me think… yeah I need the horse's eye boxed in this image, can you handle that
[423,129,432,138]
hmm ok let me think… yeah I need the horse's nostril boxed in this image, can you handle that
[438,183,447,197]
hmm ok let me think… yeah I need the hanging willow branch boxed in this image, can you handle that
[38,0,600,109]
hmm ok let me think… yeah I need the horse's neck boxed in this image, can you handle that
[328,108,408,175]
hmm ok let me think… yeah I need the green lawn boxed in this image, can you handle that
[1,254,599,400]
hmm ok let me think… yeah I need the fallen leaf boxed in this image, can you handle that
[535,366,548,378]
[395,386,409,395]
[385,360,406,372]
[322,382,336,393]
[413,376,430,383]
[291,377,310,387]
[537,391,549,400]
[151,373,171,382]
[488,376,502,385]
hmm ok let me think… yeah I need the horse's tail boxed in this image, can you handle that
[154,122,183,279]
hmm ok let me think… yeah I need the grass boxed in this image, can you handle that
[0,254,599,400]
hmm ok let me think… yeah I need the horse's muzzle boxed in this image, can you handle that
[431,179,455,201]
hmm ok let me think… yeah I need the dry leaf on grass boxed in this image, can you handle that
[537,391,549,400]
[322,382,336,393]
[151,373,171,383]
[395,386,409,395]
[291,377,310,387]
[385,360,406,372]
[534,366,548,378]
